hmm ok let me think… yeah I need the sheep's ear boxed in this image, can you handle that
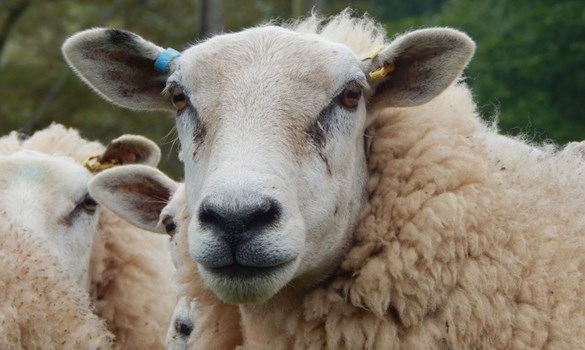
[101,135,161,167]
[89,165,178,233]
[362,28,475,109]
[62,28,175,111]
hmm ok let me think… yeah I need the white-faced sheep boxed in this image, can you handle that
[86,168,199,350]
[0,124,177,349]
[0,151,114,349]
[64,9,585,350]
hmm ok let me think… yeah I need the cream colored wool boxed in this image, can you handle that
[0,215,114,350]
[0,124,176,349]
[59,9,585,349]
[169,83,585,349]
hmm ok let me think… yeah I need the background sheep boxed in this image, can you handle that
[0,218,114,350]
[0,150,114,349]
[88,165,240,350]
[63,10,585,350]
[85,169,199,350]
[0,124,177,349]
[0,150,100,291]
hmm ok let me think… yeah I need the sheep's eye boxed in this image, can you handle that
[81,196,98,213]
[172,92,188,111]
[339,81,362,109]
[162,216,176,237]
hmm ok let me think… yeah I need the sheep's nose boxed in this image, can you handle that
[198,196,280,248]
[174,317,194,337]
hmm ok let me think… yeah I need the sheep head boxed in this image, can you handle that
[0,126,163,291]
[63,14,474,304]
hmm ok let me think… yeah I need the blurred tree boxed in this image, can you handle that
[324,0,446,21]
[385,0,585,143]
[198,0,223,36]
[292,0,322,17]
[0,0,30,59]
[0,0,200,178]
[1,0,583,181]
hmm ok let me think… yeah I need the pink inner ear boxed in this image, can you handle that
[113,177,172,223]
[101,144,149,165]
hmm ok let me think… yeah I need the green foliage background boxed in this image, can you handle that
[1,0,583,179]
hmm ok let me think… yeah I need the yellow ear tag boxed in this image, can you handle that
[362,45,394,81]
[361,45,386,61]
[368,62,395,80]
[82,154,120,174]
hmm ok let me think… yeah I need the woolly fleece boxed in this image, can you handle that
[170,82,585,349]
[0,215,114,350]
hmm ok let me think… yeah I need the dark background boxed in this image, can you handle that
[1,0,583,178]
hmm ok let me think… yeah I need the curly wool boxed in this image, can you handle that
[0,216,114,350]
[173,82,585,349]
[0,124,176,349]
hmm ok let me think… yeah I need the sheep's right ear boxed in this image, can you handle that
[89,165,178,234]
[100,135,161,167]
[62,28,175,111]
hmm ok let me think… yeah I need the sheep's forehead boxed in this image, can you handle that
[0,152,92,202]
[177,27,363,117]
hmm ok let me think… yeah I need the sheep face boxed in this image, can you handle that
[0,151,98,290]
[63,17,474,303]
[169,28,371,304]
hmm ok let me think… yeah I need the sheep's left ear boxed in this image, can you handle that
[362,28,475,109]
[89,165,178,234]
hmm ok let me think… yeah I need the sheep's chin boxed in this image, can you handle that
[198,260,299,304]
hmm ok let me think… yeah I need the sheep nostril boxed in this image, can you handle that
[198,197,281,233]
[174,318,194,337]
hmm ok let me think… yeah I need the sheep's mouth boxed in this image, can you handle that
[200,259,299,304]
[207,262,292,279]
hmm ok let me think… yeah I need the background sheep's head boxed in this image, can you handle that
[0,128,161,291]
[63,13,474,304]
[0,151,99,290]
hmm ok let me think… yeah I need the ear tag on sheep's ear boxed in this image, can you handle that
[362,45,386,61]
[82,154,119,174]
[368,62,395,80]
[154,48,181,74]
[362,45,394,81]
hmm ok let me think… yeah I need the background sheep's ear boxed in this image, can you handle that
[62,28,174,111]
[362,28,475,109]
[100,135,161,167]
[89,165,178,233]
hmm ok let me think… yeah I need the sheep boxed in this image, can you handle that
[0,151,114,349]
[63,9,585,349]
[0,124,176,349]
[0,150,100,291]
[0,219,114,350]
[156,184,198,350]
[88,166,240,350]
[85,169,199,350]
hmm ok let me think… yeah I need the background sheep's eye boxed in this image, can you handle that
[162,216,176,237]
[172,93,187,111]
[81,196,98,213]
[339,81,362,109]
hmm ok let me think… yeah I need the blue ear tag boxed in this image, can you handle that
[154,48,181,74]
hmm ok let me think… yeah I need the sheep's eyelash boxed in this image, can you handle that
[162,81,191,97]
[60,194,91,226]
[162,81,179,97]
[330,77,367,100]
